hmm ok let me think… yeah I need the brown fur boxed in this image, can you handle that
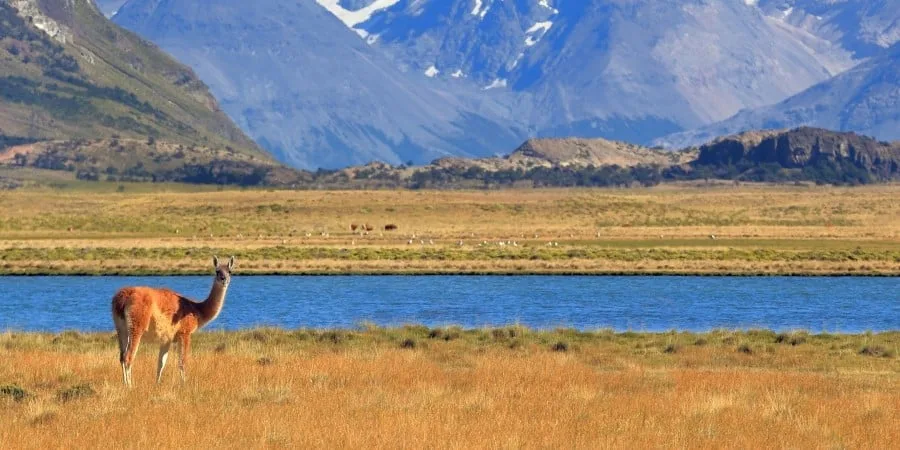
[112,256,233,386]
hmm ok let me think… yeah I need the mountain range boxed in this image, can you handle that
[108,0,900,169]
[5,0,900,172]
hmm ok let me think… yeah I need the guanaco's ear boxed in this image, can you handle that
[213,255,219,268]
[228,256,235,270]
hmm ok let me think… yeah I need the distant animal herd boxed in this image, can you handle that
[350,223,398,234]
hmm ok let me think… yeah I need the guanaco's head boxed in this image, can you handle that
[213,255,235,287]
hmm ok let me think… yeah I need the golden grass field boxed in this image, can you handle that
[1,183,899,275]
[1,328,897,448]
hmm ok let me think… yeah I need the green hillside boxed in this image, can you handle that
[0,0,281,183]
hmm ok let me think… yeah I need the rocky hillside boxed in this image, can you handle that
[305,127,900,188]
[506,138,694,168]
[692,127,900,183]
[757,0,900,58]
[0,0,278,180]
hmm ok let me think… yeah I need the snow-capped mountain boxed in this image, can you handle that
[108,0,900,168]
[113,0,525,169]
[320,0,853,141]
[656,42,900,148]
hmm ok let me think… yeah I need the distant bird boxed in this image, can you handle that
[429,239,434,245]
[458,240,464,246]
[408,239,413,245]
[709,234,717,240]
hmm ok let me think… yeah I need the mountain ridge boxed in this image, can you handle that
[657,42,900,149]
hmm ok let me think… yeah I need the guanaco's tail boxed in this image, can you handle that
[111,288,134,320]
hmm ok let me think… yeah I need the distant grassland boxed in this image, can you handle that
[1,328,897,448]
[0,184,899,275]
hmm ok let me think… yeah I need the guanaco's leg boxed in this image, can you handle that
[178,333,191,383]
[156,342,172,385]
[123,329,146,388]
[113,318,130,386]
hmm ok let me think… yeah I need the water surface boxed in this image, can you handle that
[0,276,896,332]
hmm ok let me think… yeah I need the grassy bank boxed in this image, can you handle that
[1,328,897,448]
[1,185,899,275]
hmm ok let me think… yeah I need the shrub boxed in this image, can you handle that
[551,341,569,352]
[57,384,95,402]
[256,357,274,366]
[775,332,807,346]
[859,345,894,358]
[0,384,30,402]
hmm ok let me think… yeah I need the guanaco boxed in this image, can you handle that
[111,256,234,387]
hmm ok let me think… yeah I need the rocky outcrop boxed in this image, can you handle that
[509,138,694,168]
[697,127,900,179]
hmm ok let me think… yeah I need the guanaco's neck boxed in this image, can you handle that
[198,281,228,327]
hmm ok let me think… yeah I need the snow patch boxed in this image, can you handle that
[472,0,491,19]
[782,7,793,19]
[538,0,559,15]
[743,0,758,6]
[315,0,400,33]
[509,53,524,70]
[451,69,465,78]
[524,21,553,47]
[471,0,484,16]
[424,65,440,77]
[483,78,507,90]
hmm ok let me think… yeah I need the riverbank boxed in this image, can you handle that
[1,328,897,448]
[1,186,899,276]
